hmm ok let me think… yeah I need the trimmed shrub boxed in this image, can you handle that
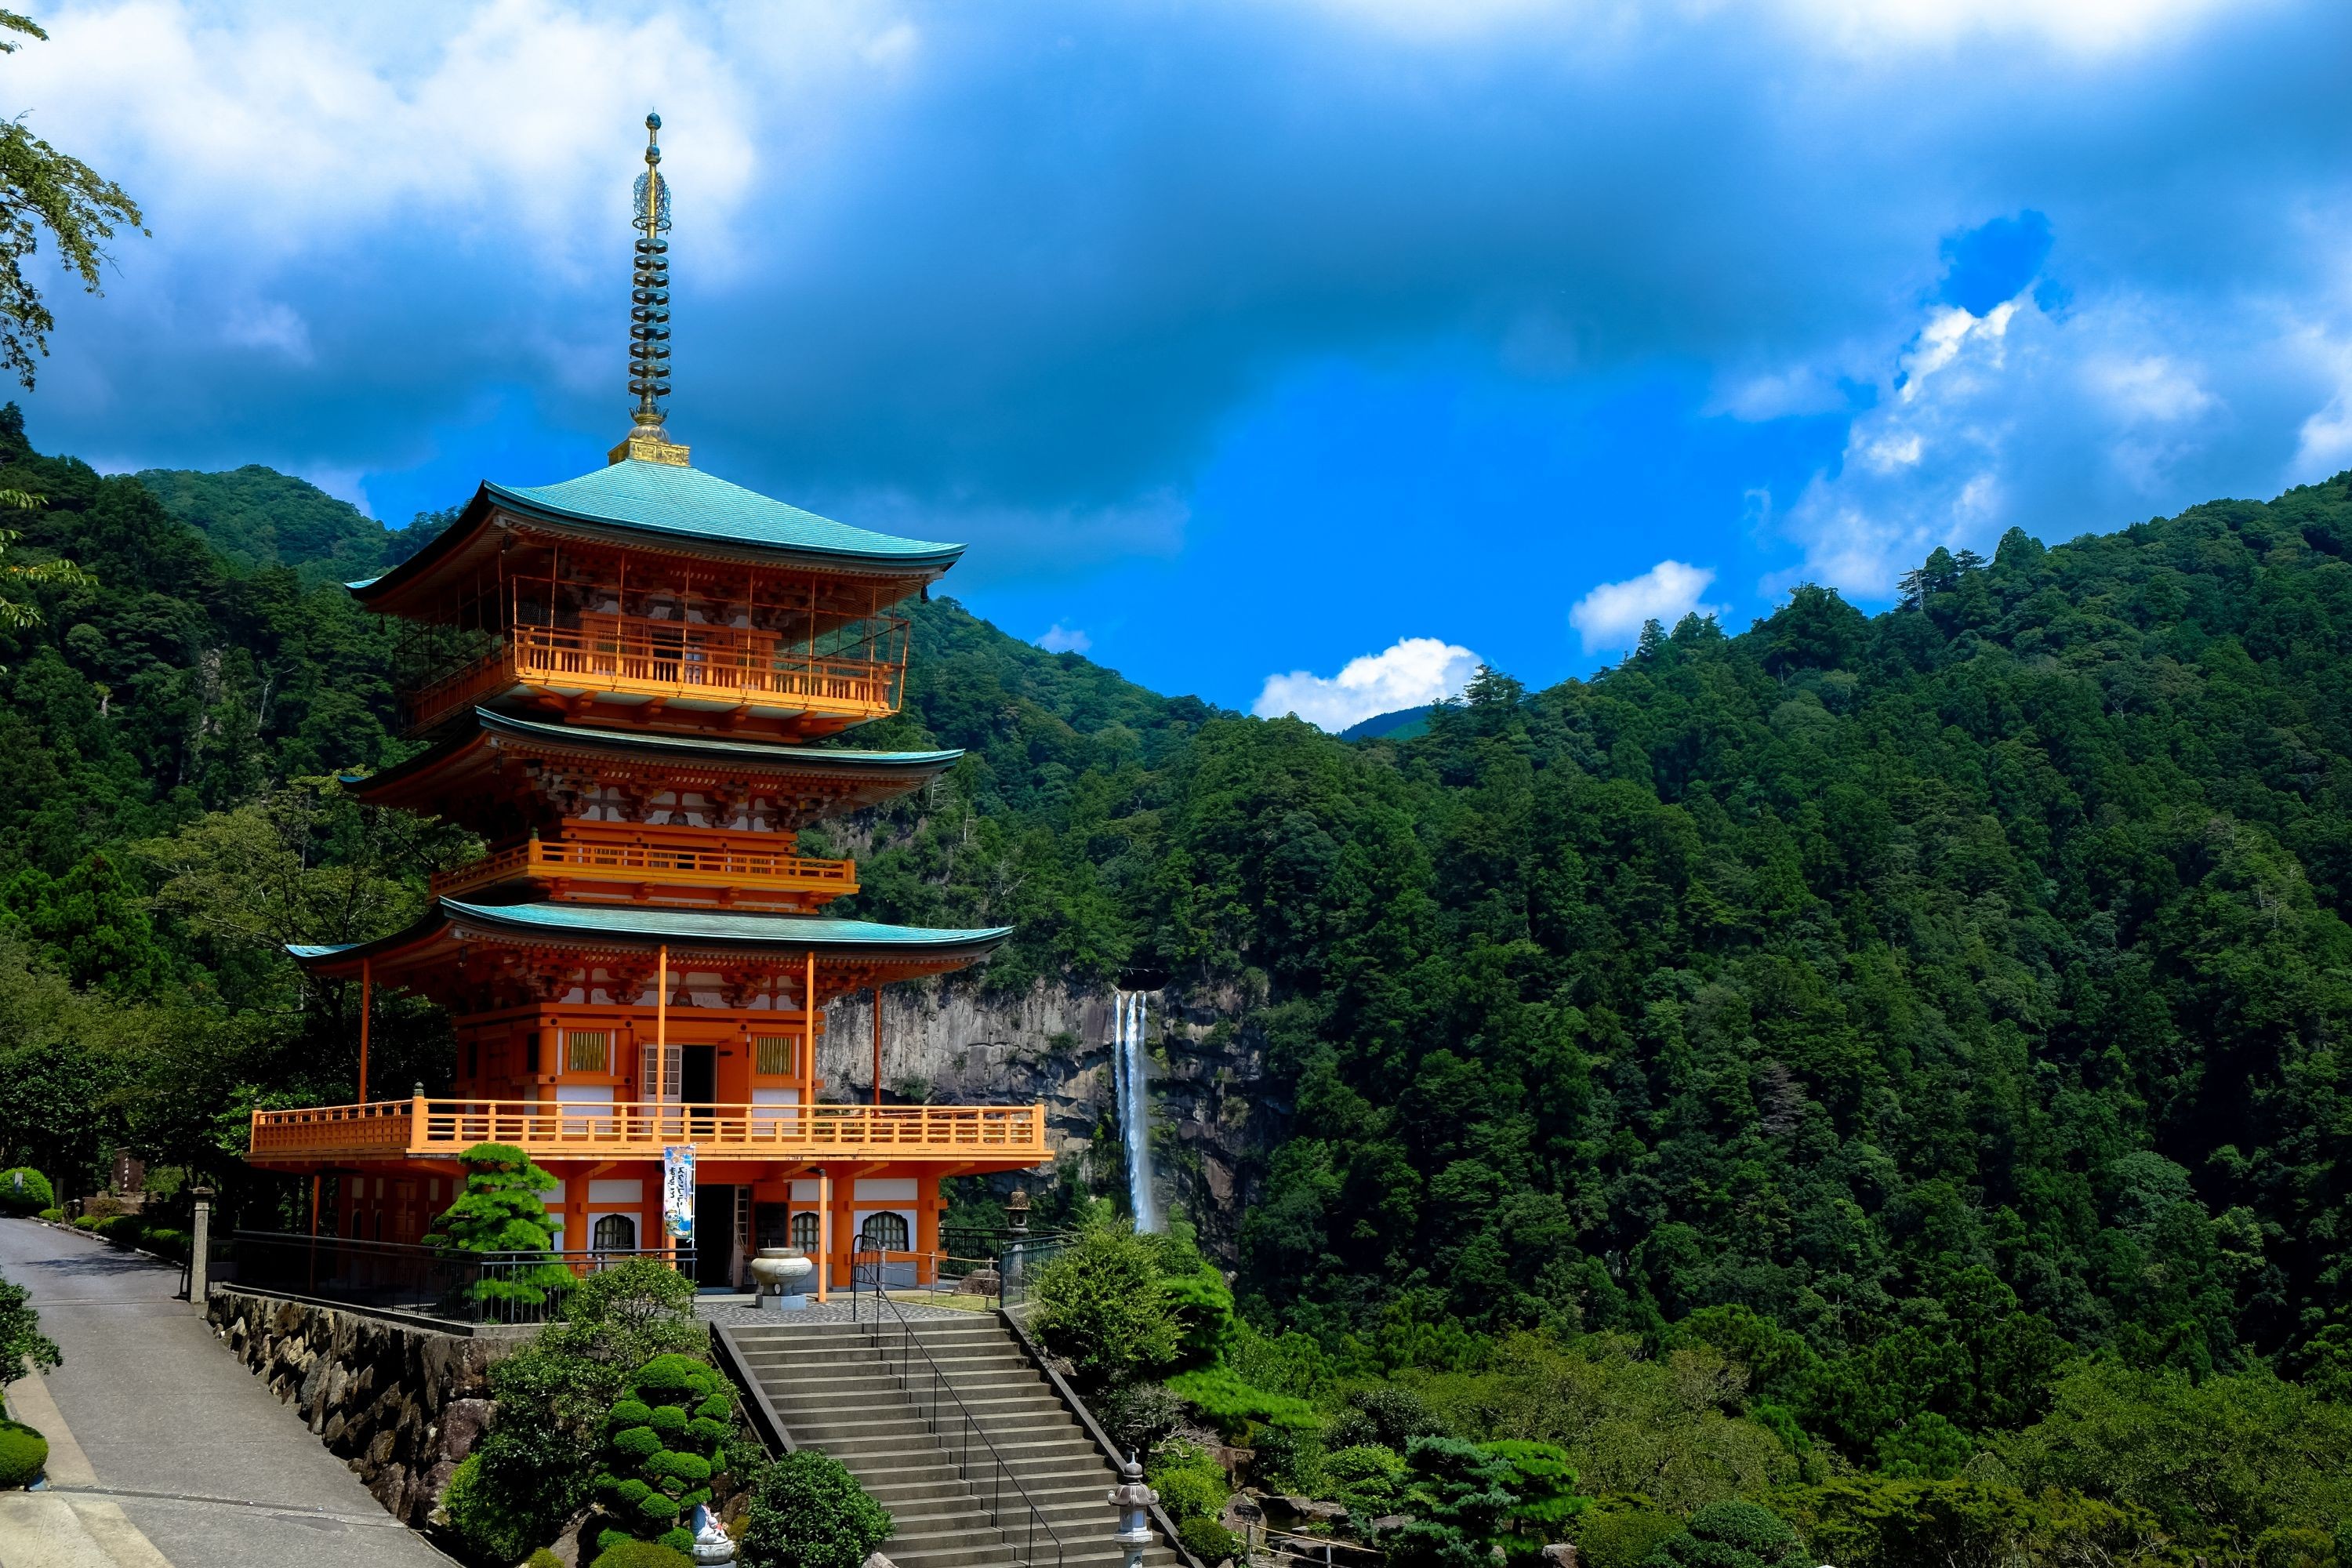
[1325,1443,1406,1516]
[1179,1515,1242,1564]
[0,1420,47,1489]
[0,1169,53,1216]
[591,1354,731,1558]
[1642,1501,1809,1568]
[34,1208,59,1223]
[527,1552,566,1568]
[590,1541,693,1568]
[142,1228,190,1260]
[739,1449,893,1568]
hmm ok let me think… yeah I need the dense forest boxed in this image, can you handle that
[9,401,2352,1557]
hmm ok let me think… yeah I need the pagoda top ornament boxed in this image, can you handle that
[612,111,691,468]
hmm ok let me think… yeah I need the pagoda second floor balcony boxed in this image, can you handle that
[405,613,907,738]
[247,1098,1050,1167]
[432,826,859,910]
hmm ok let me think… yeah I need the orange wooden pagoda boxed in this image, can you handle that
[248,114,1044,1294]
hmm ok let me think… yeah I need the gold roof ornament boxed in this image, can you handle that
[612,111,691,467]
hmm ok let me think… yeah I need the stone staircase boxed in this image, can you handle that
[722,1316,1185,1568]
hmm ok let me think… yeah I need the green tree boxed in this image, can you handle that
[0,488,91,666]
[0,12,144,388]
[426,1142,573,1309]
[1384,1436,1520,1568]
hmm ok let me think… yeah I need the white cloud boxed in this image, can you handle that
[1568,561,1728,653]
[1771,285,2344,599]
[1036,623,1091,655]
[1253,637,1483,732]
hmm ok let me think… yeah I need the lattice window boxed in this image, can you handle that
[860,1212,909,1250]
[789,1211,819,1250]
[753,1034,797,1076]
[565,1029,611,1073]
[593,1214,637,1251]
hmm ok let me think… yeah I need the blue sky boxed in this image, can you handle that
[15,0,2352,727]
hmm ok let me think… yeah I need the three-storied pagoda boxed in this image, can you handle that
[245,114,1046,1293]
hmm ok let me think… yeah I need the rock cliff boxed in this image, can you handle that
[818,978,1284,1258]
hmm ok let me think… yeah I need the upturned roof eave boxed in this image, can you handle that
[285,900,1013,974]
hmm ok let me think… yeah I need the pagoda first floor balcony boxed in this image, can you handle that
[405,612,907,739]
[431,823,859,911]
[246,1096,1049,1167]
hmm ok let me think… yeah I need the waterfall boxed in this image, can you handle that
[1113,990,1159,1232]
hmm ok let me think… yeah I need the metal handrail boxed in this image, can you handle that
[852,1245,1065,1568]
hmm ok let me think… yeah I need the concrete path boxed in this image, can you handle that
[0,1217,449,1568]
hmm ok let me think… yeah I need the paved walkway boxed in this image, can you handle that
[0,1218,449,1568]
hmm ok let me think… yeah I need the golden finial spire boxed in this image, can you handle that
[611,111,691,466]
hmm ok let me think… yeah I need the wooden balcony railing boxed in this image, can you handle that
[431,834,859,903]
[406,615,906,734]
[248,1098,1051,1165]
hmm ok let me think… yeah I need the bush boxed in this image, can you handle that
[0,1419,47,1489]
[1642,1501,1808,1568]
[1571,1496,1682,1568]
[457,1259,713,1565]
[1101,1381,1186,1457]
[1033,1221,1182,1392]
[1149,1442,1230,1525]
[528,1552,565,1568]
[1179,1515,1242,1563]
[592,1354,731,1555]
[142,1227,189,1260]
[739,1449,892,1568]
[1325,1444,1406,1516]
[443,1451,543,1565]
[0,1272,60,1390]
[0,1169,52,1215]
[590,1541,693,1568]
[34,1208,59,1223]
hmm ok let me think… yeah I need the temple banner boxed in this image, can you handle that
[663,1145,695,1240]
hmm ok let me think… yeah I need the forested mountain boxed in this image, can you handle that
[10,404,2352,1550]
[132,465,443,586]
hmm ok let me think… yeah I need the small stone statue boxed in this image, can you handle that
[690,1503,735,1566]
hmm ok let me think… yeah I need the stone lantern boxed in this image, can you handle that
[1108,1454,1156,1568]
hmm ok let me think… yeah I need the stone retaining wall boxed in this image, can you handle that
[206,1287,517,1524]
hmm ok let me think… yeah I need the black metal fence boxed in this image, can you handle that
[225,1231,690,1325]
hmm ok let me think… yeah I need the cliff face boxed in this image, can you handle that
[817,979,1284,1259]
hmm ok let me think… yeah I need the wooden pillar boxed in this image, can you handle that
[804,951,818,1109]
[358,960,372,1103]
[656,943,673,1269]
[872,985,883,1107]
[815,1167,831,1304]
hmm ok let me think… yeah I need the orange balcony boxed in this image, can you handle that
[407,614,906,736]
[432,829,859,909]
[248,1098,1051,1167]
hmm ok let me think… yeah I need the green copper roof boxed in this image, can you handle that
[343,708,962,797]
[446,901,1009,948]
[288,899,1010,963]
[473,711,960,769]
[486,459,964,569]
